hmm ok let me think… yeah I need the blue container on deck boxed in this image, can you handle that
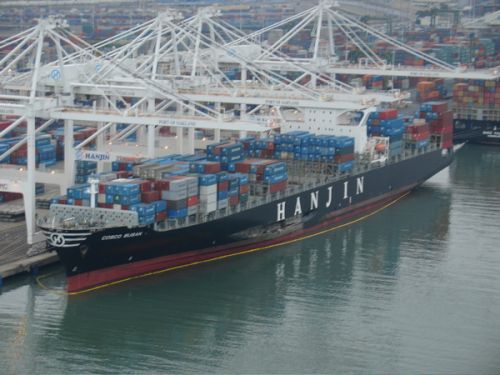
[154,200,167,213]
[218,191,228,200]
[338,160,354,172]
[138,214,155,225]
[198,174,217,186]
[264,173,288,184]
[335,136,354,149]
[216,172,228,182]
[264,162,286,176]
[120,194,140,205]
[167,208,188,218]
[117,183,140,196]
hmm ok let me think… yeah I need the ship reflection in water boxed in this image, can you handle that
[1,145,500,374]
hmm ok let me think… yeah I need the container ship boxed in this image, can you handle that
[452,80,500,145]
[38,103,456,294]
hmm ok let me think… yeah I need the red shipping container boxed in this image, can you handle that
[156,211,167,221]
[98,183,107,194]
[379,109,398,120]
[335,154,355,163]
[201,161,221,173]
[410,132,430,141]
[218,181,229,191]
[270,180,288,193]
[122,205,129,210]
[439,111,453,125]
[431,101,448,113]
[442,139,453,149]
[141,190,160,203]
[75,199,83,206]
[239,184,249,194]
[187,196,199,206]
[116,171,132,179]
[229,195,239,206]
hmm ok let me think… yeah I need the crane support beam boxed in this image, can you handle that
[50,110,270,132]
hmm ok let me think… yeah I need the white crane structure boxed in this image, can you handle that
[0,11,379,246]
[224,0,499,80]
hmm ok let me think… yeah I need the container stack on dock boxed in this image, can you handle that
[416,79,447,102]
[452,80,500,122]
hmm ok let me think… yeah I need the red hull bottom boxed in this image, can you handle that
[67,189,411,294]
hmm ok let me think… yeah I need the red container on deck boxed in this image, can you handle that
[335,153,355,163]
[98,183,107,194]
[431,101,448,113]
[217,181,229,191]
[201,161,221,173]
[141,190,160,203]
[239,184,249,194]
[187,196,199,206]
[229,195,239,206]
[269,180,287,193]
[155,211,167,221]
[379,109,398,120]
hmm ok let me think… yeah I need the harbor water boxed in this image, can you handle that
[0,144,499,374]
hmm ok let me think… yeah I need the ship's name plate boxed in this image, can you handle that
[101,232,143,241]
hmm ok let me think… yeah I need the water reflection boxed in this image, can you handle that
[5,145,500,374]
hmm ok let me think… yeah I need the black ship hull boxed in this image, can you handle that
[454,119,500,146]
[41,149,454,294]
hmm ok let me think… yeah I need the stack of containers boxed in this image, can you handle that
[207,142,245,170]
[453,80,500,108]
[363,75,384,90]
[367,109,405,157]
[273,133,294,160]
[239,136,256,157]
[2,135,56,167]
[129,202,156,225]
[158,176,190,218]
[404,120,430,150]
[246,138,275,159]
[198,174,217,213]
[236,159,288,194]
[335,137,355,172]
[227,174,239,206]
[67,184,93,207]
[189,160,221,174]
[419,101,453,149]
[216,172,229,210]
[97,179,150,209]
[75,161,97,184]
[416,81,441,102]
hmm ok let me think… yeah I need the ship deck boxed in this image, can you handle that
[37,142,443,235]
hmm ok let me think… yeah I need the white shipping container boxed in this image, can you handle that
[217,199,228,209]
[161,190,187,200]
[187,205,198,216]
[98,194,106,204]
[200,201,217,213]
[199,185,217,195]
[199,193,217,204]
